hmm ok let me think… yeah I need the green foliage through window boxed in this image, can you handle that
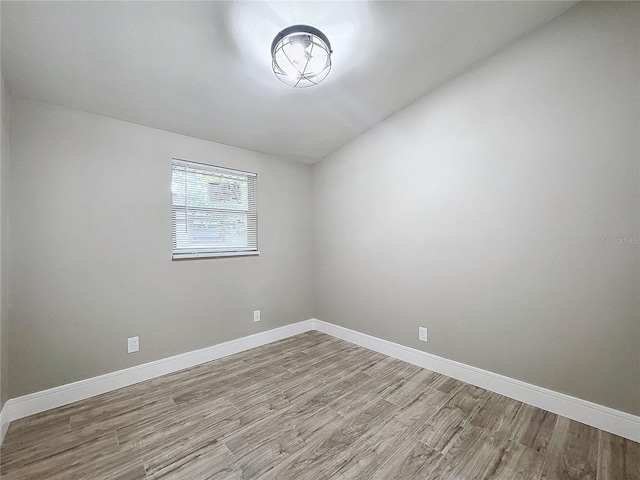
[171,159,258,258]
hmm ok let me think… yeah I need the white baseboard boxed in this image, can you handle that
[0,403,9,445]
[1,317,638,446]
[312,319,640,443]
[0,320,315,442]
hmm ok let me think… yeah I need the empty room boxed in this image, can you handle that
[0,1,638,479]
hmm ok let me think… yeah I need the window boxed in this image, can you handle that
[171,159,258,259]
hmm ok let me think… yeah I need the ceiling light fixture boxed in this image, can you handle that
[271,25,332,88]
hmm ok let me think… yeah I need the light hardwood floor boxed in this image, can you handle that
[1,331,638,479]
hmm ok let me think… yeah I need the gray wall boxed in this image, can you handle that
[313,2,640,415]
[7,97,313,398]
[0,76,8,409]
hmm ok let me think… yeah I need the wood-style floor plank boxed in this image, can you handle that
[259,398,400,479]
[383,369,441,407]
[1,330,638,480]
[413,383,489,453]
[509,402,557,454]
[598,431,640,480]
[369,438,443,479]
[470,392,522,436]
[328,388,450,479]
[146,443,241,480]
[541,416,599,480]
[425,425,506,479]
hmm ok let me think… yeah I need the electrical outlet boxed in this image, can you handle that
[418,327,428,342]
[253,310,261,322]
[127,336,139,353]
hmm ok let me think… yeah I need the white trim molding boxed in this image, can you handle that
[1,318,638,446]
[0,320,315,443]
[0,403,9,445]
[312,319,640,443]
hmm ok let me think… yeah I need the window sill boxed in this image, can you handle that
[172,251,260,260]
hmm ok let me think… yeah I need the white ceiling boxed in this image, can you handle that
[1,1,576,164]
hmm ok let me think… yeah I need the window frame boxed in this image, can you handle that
[171,158,259,260]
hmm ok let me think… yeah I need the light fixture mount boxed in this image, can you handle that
[271,25,332,88]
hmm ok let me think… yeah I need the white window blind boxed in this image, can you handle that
[171,159,258,259]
